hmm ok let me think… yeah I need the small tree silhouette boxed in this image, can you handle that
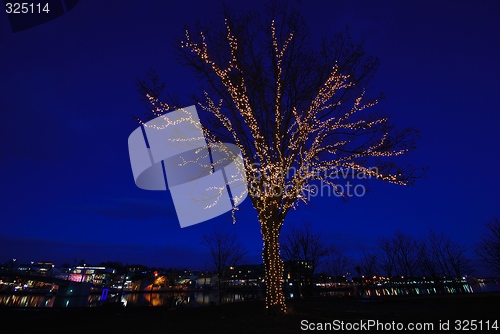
[202,225,246,305]
[475,218,500,276]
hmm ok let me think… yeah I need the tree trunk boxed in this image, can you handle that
[261,222,287,314]
[217,275,221,305]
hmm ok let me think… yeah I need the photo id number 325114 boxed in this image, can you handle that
[5,2,50,14]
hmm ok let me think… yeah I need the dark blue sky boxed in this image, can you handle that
[1,1,499,275]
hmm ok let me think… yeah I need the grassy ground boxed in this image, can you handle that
[2,292,499,333]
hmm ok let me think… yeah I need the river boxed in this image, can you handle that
[1,280,498,308]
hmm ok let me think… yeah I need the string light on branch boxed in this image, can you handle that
[138,15,419,314]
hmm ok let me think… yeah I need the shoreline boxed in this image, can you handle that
[1,292,498,333]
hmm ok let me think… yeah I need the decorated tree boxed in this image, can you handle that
[138,4,420,313]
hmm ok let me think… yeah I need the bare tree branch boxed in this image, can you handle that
[137,2,423,313]
[475,218,500,276]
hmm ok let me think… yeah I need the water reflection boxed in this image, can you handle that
[0,294,54,307]
[316,281,499,298]
[120,290,259,308]
[0,289,262,308]
[1,280,498,308]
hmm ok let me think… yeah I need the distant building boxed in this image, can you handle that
[225,264,265,286]
[16,261,55,276]
[284,260,314,297]
[64,266,117,287]
[126,264,148,274]
[196,273,218,288]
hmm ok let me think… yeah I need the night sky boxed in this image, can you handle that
[1,1,499,276]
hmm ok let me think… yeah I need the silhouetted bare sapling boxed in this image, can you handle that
[475,218,500,276]
[201,225,246,305]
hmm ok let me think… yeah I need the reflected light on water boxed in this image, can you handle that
[1,280,499,308]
